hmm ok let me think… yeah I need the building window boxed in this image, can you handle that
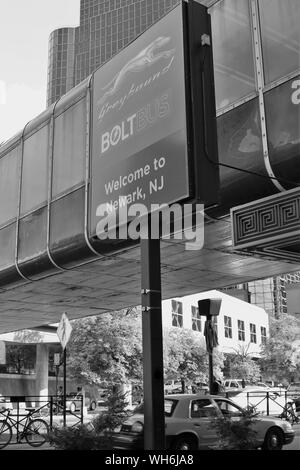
[261,326,267,345]
[191,306,201,332]
[224,316,232,339]
[237,320,245,341]
[250,323,257,343]
[172,300,183,328]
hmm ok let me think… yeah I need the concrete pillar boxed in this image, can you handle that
[36,343,49,405]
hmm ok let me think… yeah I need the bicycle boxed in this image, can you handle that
[0,406,49,449]
[279,401,300,424]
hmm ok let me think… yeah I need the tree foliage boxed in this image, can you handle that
[259,313,300,384]
[67,313,225,389]
[67,309,143,386]
[223,344,261,383]
[163,327,224,388]
[5,344,36,374]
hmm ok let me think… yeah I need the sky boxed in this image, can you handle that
[0,0,80,144]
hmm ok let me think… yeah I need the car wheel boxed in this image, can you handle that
[262,427,284,450]
[69,402,76,413]
[171,435,198,451]
[89,401,96,411]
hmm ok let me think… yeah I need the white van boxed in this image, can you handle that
[223,379,245,389]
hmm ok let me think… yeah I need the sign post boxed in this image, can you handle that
[56,313,72,427]
[54,353,61,398]
[141,236,165,449]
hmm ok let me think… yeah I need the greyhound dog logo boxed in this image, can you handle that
[97,36,175,106]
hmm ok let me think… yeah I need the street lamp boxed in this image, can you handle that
[198,298,222,394]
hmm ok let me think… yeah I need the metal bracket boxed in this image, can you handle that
[201,34,211,47]
[141,306,161,312]
[141,289,161,295]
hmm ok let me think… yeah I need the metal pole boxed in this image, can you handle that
[63,348,66,427]
[50,395,53,430]
[208,351,214,394]
[141,237,165,450]
[206,316,214,394]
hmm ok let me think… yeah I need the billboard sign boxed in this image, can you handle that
[90,4,189,238]
[89,1,219,240]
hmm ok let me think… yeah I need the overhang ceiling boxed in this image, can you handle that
[0,214,299,334]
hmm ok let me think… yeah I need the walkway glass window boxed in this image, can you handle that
[21,125,49,215]
[52,98,86,198]
[259,0,300,84]
[210,0,255,110]
[0,148,19,226]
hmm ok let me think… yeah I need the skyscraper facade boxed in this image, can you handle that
[47,0,181,106]
[47,27,78,106]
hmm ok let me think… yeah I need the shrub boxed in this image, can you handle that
[211,407,259,450]
[92,387,131,435]
[48,424,111,450]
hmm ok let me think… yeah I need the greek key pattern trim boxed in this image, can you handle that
[232,190,300,247]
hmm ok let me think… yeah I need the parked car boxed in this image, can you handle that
[223,379,252,392]
[164,380,182,395]
[61,392,97,413]
[229,387,287,416]
[112,393,294,451]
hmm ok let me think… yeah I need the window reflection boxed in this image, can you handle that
[210,0,255,110]
[18,208,47,262]
[21,125,49,215]
[0,224,16,269]
[0,148,19,226]
[259,0,300,84]
[52,99,86,198]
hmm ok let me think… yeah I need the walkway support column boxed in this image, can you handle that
[36,343,49,404]
[141,238,165,450]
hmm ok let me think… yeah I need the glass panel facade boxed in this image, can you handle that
[0,224,16,269]
[264,77,300,189]
[21,125,49,215]
[259,0,300,84]
[52,99,86,197]
[217,98,276,212]
[49,188,86,267]
[0,148,19,227]
[18,207,48,262]
[210,0,255,110]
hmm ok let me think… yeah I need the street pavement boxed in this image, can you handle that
[283,423,300,451]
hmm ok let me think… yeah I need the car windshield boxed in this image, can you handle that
[133,399,178,417]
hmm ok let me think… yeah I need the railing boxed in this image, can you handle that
[226,389,300,421]
[0,394,84,447]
